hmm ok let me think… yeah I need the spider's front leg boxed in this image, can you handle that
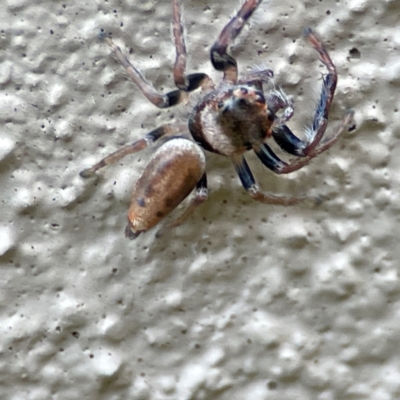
[101,0,212,109]
[232,155,318,206]
[172,0,213,92]
[269,29,354,172]
[210,0,262,83]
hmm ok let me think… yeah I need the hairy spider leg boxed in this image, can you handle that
[155,173,208,238]
[210,0,262,83]
[172,0,213,91]
[270,29,348,161]
[240,69,275,93]
[79,125,176,178]
[280,109,354,171]
[251,108,353,175]
[231,154,314,205]
[248,29,354,174]
[104,37,178,108]
[102,9,211,110]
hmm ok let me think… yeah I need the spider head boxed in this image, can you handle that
[216,85,275,143]
[218,85,267,114]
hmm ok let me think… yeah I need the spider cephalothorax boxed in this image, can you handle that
[80,0,354,239]
[189,83,275,156]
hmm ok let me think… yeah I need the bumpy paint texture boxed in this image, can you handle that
[1,0,400,399]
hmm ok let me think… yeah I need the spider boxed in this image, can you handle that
[80,0,354,239]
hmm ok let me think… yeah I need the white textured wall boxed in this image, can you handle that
[1,0,400,399]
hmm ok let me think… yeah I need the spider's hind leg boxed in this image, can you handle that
[156,173,208,238]
[79,125,175,178]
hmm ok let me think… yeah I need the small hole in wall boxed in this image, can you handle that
[349,47,361,59]
[267,381,278,390]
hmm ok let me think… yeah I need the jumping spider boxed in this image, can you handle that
[80,0,354,239]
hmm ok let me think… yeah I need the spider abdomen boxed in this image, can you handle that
[125,138,206,239]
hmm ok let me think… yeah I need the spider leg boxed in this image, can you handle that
[240,69,275,92]
[231,155,313,205]
[156,173,208,237]
[273,109,354,174]
[104,37,177,108]
[245,69,274,84]
[300,28,337,155]
[172,0,213,91]
[79,125,174,178]
[210,0,262,83]
[252,141,323,185]
[271,124,307,156]
[253,143,288,172]
[268,30,354,170]
[103,33,210,109]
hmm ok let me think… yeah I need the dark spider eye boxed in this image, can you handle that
[237,98,247,106]
[240,87,248,95]
[218,101,224,108]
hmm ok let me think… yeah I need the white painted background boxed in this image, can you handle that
[1,0,400,399]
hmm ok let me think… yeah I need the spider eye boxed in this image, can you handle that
[237,98,247,106]
[218,101,225,109]
[240,87,248,95]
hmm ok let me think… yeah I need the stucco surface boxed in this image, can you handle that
[1,0,400,399]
